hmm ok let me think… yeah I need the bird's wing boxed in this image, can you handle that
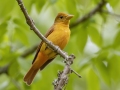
[32,25,55,70]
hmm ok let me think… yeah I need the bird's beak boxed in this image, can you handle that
[66,15,74,20]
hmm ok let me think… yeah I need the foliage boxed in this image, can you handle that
[0,0,120,90]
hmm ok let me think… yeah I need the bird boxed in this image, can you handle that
[24,12,73,85]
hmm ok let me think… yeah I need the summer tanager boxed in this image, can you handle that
[24,12,73,85]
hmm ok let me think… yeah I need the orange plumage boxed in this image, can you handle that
[24,12,73,85]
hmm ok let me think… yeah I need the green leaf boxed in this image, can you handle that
[18,58,31,75]
[23,0,34,13]
[107,0,119,7]
[93,0,100,3]
[9,60,19,78]
[35,0,47,12]
[14,18,27,29]
[0,46,18,66]
[49,0,58,4]
[87,68,100,90]
[87,26,102,47]
[76,28,87,52]
[112,31,120,48]
[66,35,79,54]
[14,27,29,46]
[94,59,111,86]
[108,55,120,82]
[96,49,109,60]
[0,23,7,43]
[0,0,15,19]
[65,0,77,14]
[0,74,9,90]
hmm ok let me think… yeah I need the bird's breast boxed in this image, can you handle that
[48,27,70,49]
[40,25,70,58]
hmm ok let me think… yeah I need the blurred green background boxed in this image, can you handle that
[0,0,120,90]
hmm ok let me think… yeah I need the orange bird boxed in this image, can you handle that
[24,12,73,85]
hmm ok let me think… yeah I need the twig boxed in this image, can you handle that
[70,0,107,28]
[71,69,82,78]
[16,0,77,89]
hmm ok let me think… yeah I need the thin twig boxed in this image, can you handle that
[71,69,82,78]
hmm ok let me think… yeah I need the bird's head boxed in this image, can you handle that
[54,13,73,25]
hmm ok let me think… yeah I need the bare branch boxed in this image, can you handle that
[71,69,82,78]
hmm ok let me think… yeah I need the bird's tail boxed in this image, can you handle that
[24,64,39,85]
[24,52,48,85]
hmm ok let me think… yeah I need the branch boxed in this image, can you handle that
[70,0,107,28]
[21,0,107,58]
[16,0,78,89]
[16,0,71,60]
[53,55,77,90]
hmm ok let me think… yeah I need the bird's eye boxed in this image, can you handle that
[60,16,63,19]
